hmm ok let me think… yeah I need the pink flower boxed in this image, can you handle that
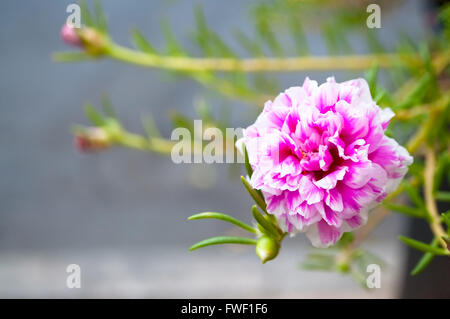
[60,24,82,47]
[239,77,412,247]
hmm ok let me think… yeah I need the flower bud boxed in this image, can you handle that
[74,127,111,153]
[79,27,108,56]
[336,261,350,273]
[256,235,280,264]
[61,24,82,47]
[60,24,107,56]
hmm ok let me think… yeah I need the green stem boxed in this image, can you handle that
[424,148,449,250]
[107,42,414,73]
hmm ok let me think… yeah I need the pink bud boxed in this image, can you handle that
[74,128,110,153]
[61,24,82,47]
[74,135,91,152]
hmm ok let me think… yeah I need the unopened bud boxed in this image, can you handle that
[256,235,280,264]
[74,127,110,152]
[60,24,107,56]
[79,27,108,56]
[61,24,82,47]
[336,261,350,273]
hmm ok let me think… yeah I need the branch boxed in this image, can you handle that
[107,43,417,72]
[424,147,449,250]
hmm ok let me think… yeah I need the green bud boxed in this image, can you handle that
[264,213,278,225]
[336,261,350,273]
[256,235,280,264]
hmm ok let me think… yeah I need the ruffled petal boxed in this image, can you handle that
[241,77,412,247]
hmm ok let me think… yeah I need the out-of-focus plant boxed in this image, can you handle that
[55,0,450,286]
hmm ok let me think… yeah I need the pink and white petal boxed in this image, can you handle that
[320,205,343,227]
[367,163,389,197]
[319,144,333,171]
[379,107,395,130]
[342,209,369,232]
[369,136,413,179]
[337,184,374,218]
[335,101,370,139]
[305,220,343,248]
[285,86,307,108]
[314,80,340,112]
[325,189,344,212]
[272,92,292,108]
[266,193,287,217]
[285,190,303,212]
[313,166,348,190]
[342,160,373,189]
[302,77,318,96]
[299,175,324,204]
[339,78,373,105]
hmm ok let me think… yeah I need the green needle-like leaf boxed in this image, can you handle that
[79,0,95,27]
[84,104,105,126]
[366,29,385,53]
[193,5,235,58]
[288,15,309,56]
[398,236,449,255]
[189,236,257,251]
[383,202,425,219]
[251,205,279,238]
[188,212,257,234]
[395,73,432,110]
[300,252,335,271]
[193,5,213,56]
[194,98,213,123]
[93,0,108,32]
[131,29,157,54]
[433,153,449,192]
[436,191,450,202]
[255,7,283,57]
[322,24,341,54]
[411,238,439,275]
[233,30,264,57]
[366,62,378,98]
[374,89,386,104]
[240,176,266,212]
[101,95,117,119]
[441,211,450,229]
[161,19,186,57]
[243,145,253,178]
[142,115,161,139]
[404,183,425,209]
[168,110,194,134]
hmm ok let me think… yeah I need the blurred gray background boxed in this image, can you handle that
[0,0,429,297]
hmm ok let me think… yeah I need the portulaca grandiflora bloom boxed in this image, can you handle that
[239,77,413,247]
